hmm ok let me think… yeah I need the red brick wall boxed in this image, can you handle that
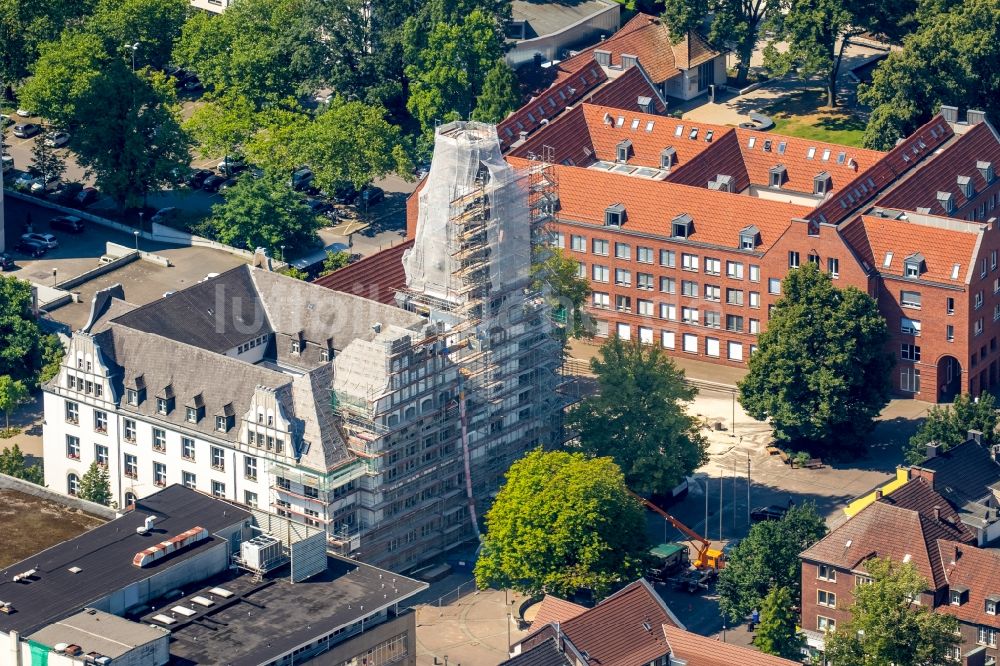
[800,560,857,636]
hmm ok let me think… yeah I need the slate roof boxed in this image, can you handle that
[801,478,973,589]
[839,213,982,284]
[915,441,1000,527]
[313,240,414,305]
[531,595,587,627]
[935,540,1000,629]
[662,625,801,665]
[500,638,572,666]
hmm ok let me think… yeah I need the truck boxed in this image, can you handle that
[646,542,690,583]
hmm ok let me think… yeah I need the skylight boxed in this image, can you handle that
[748,136,756,149]
[674,125,684,137]
[952,264,961,279]
[631,118,640,130]
[807,147,816,159]
[837,152,846,164]
[883,252,893,268]
[689,128,699,140]
[645,120,654,132]
[822,149,831,161]
[616,115,624,127]
[777,141,787,154]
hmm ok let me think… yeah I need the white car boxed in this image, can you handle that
[21,232,59,249]
[15,108,32,118]
[44,131,70,148]
[1,155,13,174]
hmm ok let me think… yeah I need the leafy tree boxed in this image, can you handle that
[88,0,189,71]
[755,586,805,660]
[0,275,60,387]
[471,60,518,123]
[738,263,893,456]
[0,0,95,95]
[72,64,192,210]
[475,449,649,598]
[184,93,257,165]
[319,250,350,276]
[532,248,591,339]
[77,461,112,505]
[38,335,63,385]
[0,443,43,484]
[858,0,1000,148]
[0,375,28,429]
[204,173,320,255]
[17,30,109,129]
[905,392,998,463]
[29,134,65,187]
[662,0,780,86]
[243,106,311,176]
[280,266,309,280]
[825,558,960,666]
[566,337,708,495]
[717,503,827,622]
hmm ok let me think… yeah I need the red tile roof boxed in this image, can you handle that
[508,156,811,251]
[801,478,973,589]
[511,105,597,166]
[809,115,955,225]
[531,595,587,627]
[587,66,666,115]
[840,214,982,285]
[559,13,720,85]
[877,122,1000,216]
[936,540,1000,629]
[667,130,751,192]
[312,240,413,304]
[662,625,801,665]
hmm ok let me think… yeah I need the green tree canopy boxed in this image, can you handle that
[566,337,708,495]
[88,0,189,71]
[0,375,28,429]
[0,0,94,93]
[0,443,43,484]
[717,503,827,622]
[203,173,320,255]
[825,557,960,665]
[0,275,63,387]
[754,586,805,660]
[471,60,518,123]
[738,263,893,456]
[474,449,649,598]
[184,93,258,163]
[905,392,998,463]
[78,461,112,505]
[319,250,350,276]
[532,248,591,340]
[29,133,66,184]
[18,30,109,128]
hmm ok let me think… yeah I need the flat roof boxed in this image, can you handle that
[512,0,615,38]
[0,488,105,569]
[27,608,169,658]
[0,485,250,635]
[153,556,427,665]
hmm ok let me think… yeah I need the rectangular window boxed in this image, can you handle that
[947,325,955,342]
[126,389,138,406]
[65,401,79,424]
[244,491,258,508]
[95,444,108,466]
[615,268,632,286]
[576,262,586,278]
[660,303,677,321]
[901,290,921,308]
[901,344,921,361]
[614,242,631,260]
[749,292,760,309]
[637,273,654,290]
[182,437,195,460]
[726,289,744,306]
[304,508,321,527]
[901,317,921,335]
[682,333,698,353]
[726,315,744,332]
[616,322,631,340]
[818,616,836,632]
[93,410,107,433]
[727,341,743,361]
[570,235,586,252]
[616,295,632,312]
[637,247,654,263]
[592,264,609,282]
[726,261,744,279]
[817,565,837,582]
[900,367,921,393]
[947,297,955,314]
[124,453,137,478]
[682,253,698,271]
[154,462,167,487]
[156,397,168,414]
[682,307,699,324]
[244,455,258,481]
[66,435,80,459]
[976,318,984,336]
[553,233,565,249]
[704,285,721,301]
[592,292,610,309]
[152,428,166,452]
[638,299,654,317]
[768,278,782,294]
[704,311,721,329]
[212,480,226,498]
[828,257,840,278]
[592,239,609,256]
[211,446,225,471]
[749,318,760,334]
[682,280,699,297]
[978,626,998,647]
[660,277,676,294]
[976,291,984,309]
[705,337,720,357]
[987,599,998,615]
[660,250,676,268]
[704,258,721,276]
[818,590,837,608]
[186,406,197,423]
[123,418,136,442]
[788,251,800,268]
[639,326,654,345]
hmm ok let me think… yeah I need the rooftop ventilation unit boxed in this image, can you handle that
[241,535,284,571]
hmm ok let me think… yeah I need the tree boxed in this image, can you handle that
[0,443,43,484]
[0,0,94,95]
[905,392,998,463]
[77,461,112,505]
[204,173,321,255]
[184,93,258,165]
[29,134,66,187]
[738,263,893,456]
[717,503,827,622]
[474,449,649,598]
[825,558,960,665]
[88,0,188,72]
[0,275,60,387]
[662,0,780,87]
[0,375,28,429]
[472,60,518,123]
[858,0,1000,148]
[280,266,309,280]
[319,250,350,276]
[532,248,591,339]
[754,586,805,660]
[566,337,708,495]
[17,30,109,129]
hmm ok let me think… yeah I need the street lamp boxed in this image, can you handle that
[52,268,57,287]
[125,42,140,72]
[280,245,286,262]
[133,230,140,252]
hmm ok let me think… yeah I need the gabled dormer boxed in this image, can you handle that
[739,225,760,250]
[186,393,205,424]
[660,147,676,170]
[616,139,633,164]
[605,204,626,227]
[978,160,995,184]
[769,164,787,189]
[671,213,693,239]
[813,171,832,195]
[125,374,146,407]
[155,383,175,415]
[957,175,974,199]
[903,253,924,279]
[937,191,954,215]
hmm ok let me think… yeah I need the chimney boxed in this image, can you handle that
[940,105,959,123]
[967,109,987,125]
[952,543,961,565]
[875,488,883,500]
[934,505,942,522]
[968,429,983,444]
[926,442,941,459]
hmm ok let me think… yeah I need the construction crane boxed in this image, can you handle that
[629,490,724,570]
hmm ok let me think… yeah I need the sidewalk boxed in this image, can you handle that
[0,393,44,459]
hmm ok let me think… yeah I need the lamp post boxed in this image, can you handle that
[125,42,140,72]
[133,230,139,252]
[52,268,57,287]
[280,245,286,262]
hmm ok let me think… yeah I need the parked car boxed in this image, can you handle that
[360,185,384,207]
[54,182,83,205]
[0,253,15,271]
[201,174,227,193]
[22,232,59,249]
[1,155,13,174]
[13,123,41,138]
[219,177,241,192]
[332,183,358,205]
[75,187,99,207]
[30,173,60,194]
[750,505,788,523]
[15,108,32,118]
[15,239,47,257]
[291,167,313,191]
[150,207,179,224]
[215,156,246,174]
[50,215,85,233]
[306,197,334,216]
[186,169,214,189]
[44,131,70,148]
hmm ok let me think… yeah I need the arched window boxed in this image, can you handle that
[125,492,137,508]
[67,473,80,496]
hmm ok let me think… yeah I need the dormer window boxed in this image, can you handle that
[937,191,954,214]
[156,385,175,415]
[740,226,759,250]
[769,165,787,189]
[594,50,611,67]
[978,160,995,184]
[616,139,632,163]
[660,147,676,170]
[605,204,626,227]
[186,394,205,423]
[621,53,637,69]
[672,213,693,238]
[986,595,1000,615]
[904,254,924,278]
[291,339,300,354]
[814,171,832,195]
[186,406,198,423]
[958,175,974,199]
[127,389,139,406]
[950,586,969,605]
[709,175,733,193]
[216,403,236,432]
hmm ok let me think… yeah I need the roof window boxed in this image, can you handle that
[660,147,677,170]
[672,213,693,238]
[645,120,655,132]
[952,263,961,279]
[747,136,756,149]
[904,253,924,278]
[806,147,816,159]
[616,139,633,163]
[937,191,955,214]
[616,115,624,127]
[777,141,787,154]
[821,149,831,161]
[705,129,714,143]
[814,172,832,195]
[837,152,846,164]
[631,118,640,130]
[739,226,759,250]
[605,203,626,227]
[958,175,974,199]
[689,127,699,140]
[674,124,684,137]
[950,586,969,606]
[763,140,772,152]
[769,164,787,188]
[883,251,893,268]
[978,161,995,184]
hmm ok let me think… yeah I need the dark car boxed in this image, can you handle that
[75,187,99,207]
[15,239,47,257]
[360,185,384,207]
[186,169,214,189]
[13,123,41,138]
[219,177,239,192]
[50,215,86,233]
[750,505,789,523]
[0,253,15,271]
[306,198,334,216]
[332,183,358,205]
[202,174,227,193]
[183,78,203,92]
[54,182,84,205]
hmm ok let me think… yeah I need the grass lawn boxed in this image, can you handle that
[763,90,867,148]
